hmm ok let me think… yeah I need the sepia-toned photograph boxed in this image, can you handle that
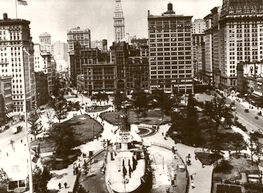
[0,0,263,193]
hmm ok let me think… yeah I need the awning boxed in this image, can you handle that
[6,113,12,118]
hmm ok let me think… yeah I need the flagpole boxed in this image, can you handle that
[15,0,17,18]
[23,48,34,193]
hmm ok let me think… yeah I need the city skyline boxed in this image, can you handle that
[1,0,221,44]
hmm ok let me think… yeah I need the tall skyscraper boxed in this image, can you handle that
[192,19,205,78]
[204,0,263,89]
[192,19,206,34]
[148,3,193,93]
[219,0,263,89]
[52,41,69,72]
[114,0,125,42]
[0,13,35,113]
[204,7,221,86]
[39,32,52,53]
[67,27,91,52]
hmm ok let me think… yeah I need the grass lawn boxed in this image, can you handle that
[213,157,259,185]
[86,105,111,113]
[136,127,156,136]
[100,109,171,125]
[137,128,150,135]
[199,127,247,151]
[32,114,103,153]
[169,114,246,151]
[62,114,103,143]
[195,152,223,165]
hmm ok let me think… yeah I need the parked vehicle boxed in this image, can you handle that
[12,125,22,134]
[11,127,17,134]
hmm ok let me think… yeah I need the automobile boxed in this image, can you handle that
[12,125,22,134]
[231,106,236,110]
[244,109,249,113]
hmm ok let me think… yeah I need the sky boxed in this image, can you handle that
[0,0,222,45]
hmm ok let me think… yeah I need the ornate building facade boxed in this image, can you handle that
[204,0,263,90]
[114,0,125,42]
[192,19,205,78]
[204,7,221,86]
[219,0,263,89]
[237,61,263,106]
[0,13,35,113]
[67,27,91,52]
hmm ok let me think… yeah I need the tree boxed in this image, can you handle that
[101,92,109,104]
[247,132,261,164]
[45,109,54,129]
[33,166,52,193]
[232,133,246,154]
[132,89,149,114]
[52,76,66,98]
[151,90,173,116]
[181,93,202,145]
[205,95,232,153]
[91,92,109,105]
[53,99,67,123]
[47,124,75,157]
[113,90,127,111]
[28,110,40,140]
[171,93,182,108]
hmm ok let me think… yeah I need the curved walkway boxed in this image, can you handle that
[48,94,214,193]
[143,124,213,193]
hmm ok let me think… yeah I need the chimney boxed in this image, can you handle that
[3,13,8,20]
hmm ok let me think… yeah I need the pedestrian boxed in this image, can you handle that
[191,181,195,189]
[58,182,61,189]
[64,182,67,188]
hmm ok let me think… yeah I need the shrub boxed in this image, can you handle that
[251,131,263,138]
[214,160,233,173]
[234,121,247,132]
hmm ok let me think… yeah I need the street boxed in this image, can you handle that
[226,96,263,133]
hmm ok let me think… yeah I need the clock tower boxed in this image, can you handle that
[114,0,125,42]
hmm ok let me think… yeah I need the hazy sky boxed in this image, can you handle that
[1,0,222,44]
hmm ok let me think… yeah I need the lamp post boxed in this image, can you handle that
[23,48,33,193]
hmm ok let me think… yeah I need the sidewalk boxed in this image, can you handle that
[46,97,213,193]
[47,164,75,193]
[143,124,213,193]
[47,106,115,193]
